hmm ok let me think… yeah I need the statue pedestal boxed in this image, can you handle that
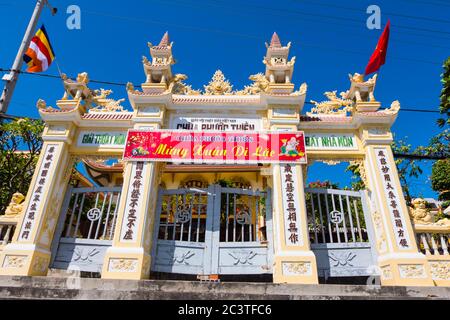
[356,101,381,113]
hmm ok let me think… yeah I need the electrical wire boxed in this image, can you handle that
[0,68,444,115]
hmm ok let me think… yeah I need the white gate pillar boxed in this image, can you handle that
[101,109,163,279]
[0,124,74,276]
[269,122,318,284]
[362,129,434,286]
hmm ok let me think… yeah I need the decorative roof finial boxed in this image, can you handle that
[269,32,282,48]
[159,31,170,47]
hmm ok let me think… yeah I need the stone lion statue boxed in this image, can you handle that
[76,72,89,84]
[4,192,25,217]
[408,198,434,224]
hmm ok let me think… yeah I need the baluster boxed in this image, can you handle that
[316,193,326,243]
[421,234,431,255]
[196,194,201,242]
[324,194,333,243]
[310,194,318,244]
[3,225,12,245]
[0,225,4,243]
[164,195,171,240]
[440,234,449,256]
[428,233,439,255]
[225,193,229,242]
[73,193,86,238]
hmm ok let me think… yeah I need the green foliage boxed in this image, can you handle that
[391,138,423,205]
[438,57,450,128]
[431,159,450,201]
[0,118,44,213]
[307,180,339,189]
[345,163,365,191]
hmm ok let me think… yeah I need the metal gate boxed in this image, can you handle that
[50,187,122,272]
[305,188,378,278]
[151,185,273,275]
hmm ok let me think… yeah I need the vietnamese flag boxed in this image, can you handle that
[365,20,390,76]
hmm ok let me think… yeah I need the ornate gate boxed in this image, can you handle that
[151,185,273,276]
[50,187,122,273]
[305,188,378,278]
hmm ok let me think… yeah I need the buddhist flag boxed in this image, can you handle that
[23,25,55,73]
[365,20,390,76]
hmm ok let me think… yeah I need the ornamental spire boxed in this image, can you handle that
[269,32,282,48]
[159,31,170,47]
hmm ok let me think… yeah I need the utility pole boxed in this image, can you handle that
[0,0,56,115]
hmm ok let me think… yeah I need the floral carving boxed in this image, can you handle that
[108,258,138,272]
[398,264,426,279]
[282,262,312,275]
[429,261,450,280]
[204,70,233,95]
[3,255,27,268]
[381,266,393,280]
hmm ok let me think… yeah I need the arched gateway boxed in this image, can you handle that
[0,32,445,286]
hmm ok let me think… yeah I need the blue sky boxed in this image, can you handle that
[0,0,448,198]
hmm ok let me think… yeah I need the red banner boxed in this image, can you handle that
[123,130,307,164]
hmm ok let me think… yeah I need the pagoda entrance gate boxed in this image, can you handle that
[151,185,273,276]
[305,188,378,279]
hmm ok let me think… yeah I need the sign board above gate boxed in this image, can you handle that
[77,131,127,148]
[170,115,261,131]
[123,130,307,164]
[305,133,358,151]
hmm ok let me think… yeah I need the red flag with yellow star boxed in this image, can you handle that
[365,20,390,75]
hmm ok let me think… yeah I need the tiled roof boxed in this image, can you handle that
[82,112,133,120]
[171,95,261,104]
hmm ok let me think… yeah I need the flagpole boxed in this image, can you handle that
[0,0,48,115]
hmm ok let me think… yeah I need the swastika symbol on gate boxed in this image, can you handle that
[87,208,101,222]
[329,210,344,224]
[176,205,191,223]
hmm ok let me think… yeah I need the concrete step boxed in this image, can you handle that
[0,276,448,300]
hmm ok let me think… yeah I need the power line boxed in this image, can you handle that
[0,68,140,88]
[198,0,450,37]
[402,0,450,8]
[0,68,443,115]
[292,0,450,25]
[82,9,443,66]
[393,153,448,160]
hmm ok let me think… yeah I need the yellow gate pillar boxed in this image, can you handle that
[362,129,434,286]
[101,122,162,280]
[270,125,318,284]
[0,125,74,276]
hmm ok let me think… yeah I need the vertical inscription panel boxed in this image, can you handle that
[18,144,59,242]
[374,148,411,250]
[120,161,148,243]
[280,164,303,247]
